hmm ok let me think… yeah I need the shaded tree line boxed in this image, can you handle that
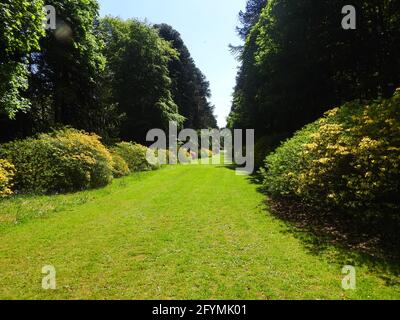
[228,0,400,140]
[0,0,217,144]
[156,24,217,130]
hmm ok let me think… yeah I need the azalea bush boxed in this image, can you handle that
[0,128,114,194]
[111,142,156,172]
[261,89,400,222]
[0,159,15,197]
[261,123,318,197]
[110,152,130,178]
[254,134,289,169]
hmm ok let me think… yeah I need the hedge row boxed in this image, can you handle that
[0,159,15,197]
[0,129,158,195]
[261,88,400,223]
[0,128,214,196]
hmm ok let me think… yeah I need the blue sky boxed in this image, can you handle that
[98,0,247,128]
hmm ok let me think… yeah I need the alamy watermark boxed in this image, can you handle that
[42,265,56,290]
[43,5,56,30]
[146,122,255,175]
[342,265,356,290]
[342,5,356,30]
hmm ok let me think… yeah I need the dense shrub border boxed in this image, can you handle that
[110,152,130,178]
[261,89,400,223]
[0,128,114,194]
[111,142,157,172]
[0,131,213,196]
[0,159,15,197]
[254,133,290,170]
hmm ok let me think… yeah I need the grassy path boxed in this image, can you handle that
[0,163,399,299]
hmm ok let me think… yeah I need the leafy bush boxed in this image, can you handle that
[261,123,318,197]
[254,133,290,169]
[112,142,156,172]
[110,152,130,178]
[0,159,15,197]
[262,89,400,221]
[0,128,114,194]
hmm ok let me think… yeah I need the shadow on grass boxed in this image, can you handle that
[220,164,400,286]
[266,197,400,285]
[216,163,237,171]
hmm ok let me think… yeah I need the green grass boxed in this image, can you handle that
[0,162,399,300]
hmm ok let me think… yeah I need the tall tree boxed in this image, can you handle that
[28,0,105,130]
[0,0,114,141]
[0,0,44,118]
[237,0,268,40]
[229,0,400,138]
[155,24,217,129]
[98,17,184,143]
[228,0,267,133]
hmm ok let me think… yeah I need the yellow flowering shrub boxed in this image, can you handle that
[254,133,289,169]
[111,142,156,172]
[0,128,114,194]
[260,122,319,196]
[262,89,400,221]
[110,152,130,178]
[0,159,15,197]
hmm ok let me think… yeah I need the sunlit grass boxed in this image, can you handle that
[0,164,399,300]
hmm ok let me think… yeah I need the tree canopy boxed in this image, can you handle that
[228,0,400,139]
[98,17,185,143]
[0,0,45,118]
[0,1,217,144]
[155,24,217,129]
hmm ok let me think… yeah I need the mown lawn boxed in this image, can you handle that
[0,162,399,300]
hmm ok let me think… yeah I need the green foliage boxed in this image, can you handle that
[0,128,113,194]
[0,162,398,299]
[0,159,15,197]
[0,0,45,118]
[155,24,217,129]
[110,152,130,178]
[261,124,318,197]
[8,0,108,139]
[229,0,400,138]
[98,17,184,143]
[0,4,216,144]
[254,133,289,169]
[0,62,31,118]
[262,90,400,221]
[111,142,155,172]
[0,0,44,55]
[237,0,268,40]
